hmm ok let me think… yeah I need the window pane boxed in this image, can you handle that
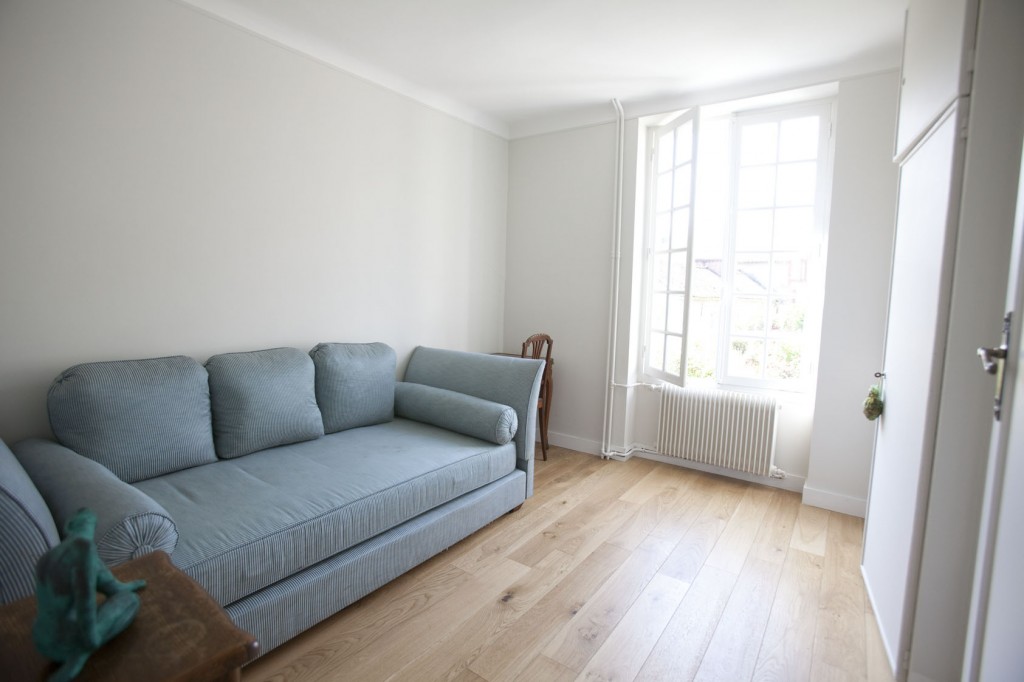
[657,171,673,212]
[771,253,808,293]
[769,296,805,334]
[649,332,665,371]
[737,166,776,209]
[766,340,802,380]
[667,293,685,332]
[651,293,667,331]
[675,121,693,164]
[691,260,723,297]
[653,253,669,291]
[731,296,767,333]
[658,133,674,173]
[740,122,778,166]
[665,335,684,376]
[734,254,770,294]
[775,162,817,207]
[669,251,687,291]
[671,208,689,250]
[729,337,764,378]
[779,116,819,162]
[673,163,692,207]
[773,207,814,251]
[654,212,671,251]
[687,296,720,381]
[735,209,773,252]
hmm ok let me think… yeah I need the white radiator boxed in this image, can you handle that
[657,385,779,477]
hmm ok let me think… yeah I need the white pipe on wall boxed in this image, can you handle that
[601,98,628,459]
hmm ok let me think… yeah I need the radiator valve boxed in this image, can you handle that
[769,466,787,479]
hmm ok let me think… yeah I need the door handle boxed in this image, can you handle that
[977,345,1007,374]
[978,312,1012,420]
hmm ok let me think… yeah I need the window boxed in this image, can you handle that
[642,99,833,392]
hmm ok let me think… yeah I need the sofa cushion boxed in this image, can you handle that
[47,356,217,483]
[395,382,517,445]
[206,348,325,459]
[134,418,516,606]
[0,439,60,605]
[310,342,395,433]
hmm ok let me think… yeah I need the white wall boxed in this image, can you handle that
[804,71,901,516]
[505,72,899,503]
[503,123,617,453]
[0,0,509,443]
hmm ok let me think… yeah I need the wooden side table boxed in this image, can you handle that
[0,550,258,682]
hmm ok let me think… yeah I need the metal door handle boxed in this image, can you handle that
[977,345,1007,374]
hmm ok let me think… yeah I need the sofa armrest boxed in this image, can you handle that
[12,438,178,565]
[403,347,544,497]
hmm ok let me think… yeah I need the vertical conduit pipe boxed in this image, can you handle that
[601,99,627,458]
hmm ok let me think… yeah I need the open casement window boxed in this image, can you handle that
[643,109,699,382]
[642,99,833,392]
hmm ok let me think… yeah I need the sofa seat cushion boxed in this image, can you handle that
[133,418,516,606]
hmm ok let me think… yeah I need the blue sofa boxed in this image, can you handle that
[0,343,544,656]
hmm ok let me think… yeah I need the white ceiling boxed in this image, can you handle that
[180,0,906,138]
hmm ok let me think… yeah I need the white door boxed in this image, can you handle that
[962,143,1024,681]
[861,103,967,677]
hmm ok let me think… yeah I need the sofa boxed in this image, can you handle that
[0,342,544,656]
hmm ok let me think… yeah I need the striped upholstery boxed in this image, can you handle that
[395,382,517,444]
[13,438,178,566]
[0,439,59,605]
[135,418,515,606]
[47,356,217,483]
[227,471,525,655]
[404,347,544,497]
[206,348,325,459]
[310,342,396,433]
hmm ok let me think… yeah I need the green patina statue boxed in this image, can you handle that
[32,508,146,682]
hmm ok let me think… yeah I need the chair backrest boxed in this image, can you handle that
[521,334,553,363]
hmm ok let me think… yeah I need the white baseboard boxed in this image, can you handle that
[802,484,866,517]
[633,451,806,492]
[545,433,810,495]
[547,431,603,456]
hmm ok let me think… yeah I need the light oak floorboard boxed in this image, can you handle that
[243,448,892,682]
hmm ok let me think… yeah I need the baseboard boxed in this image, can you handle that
[547,431,603,456]
[632,451,806,492]
[801,484,867,517]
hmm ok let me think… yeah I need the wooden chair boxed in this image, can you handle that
[521,334,553,460]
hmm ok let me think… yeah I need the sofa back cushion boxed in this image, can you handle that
[0,439,60,605]
[206,347,324,459]
[47,356,218,483]
[310,342,396,433]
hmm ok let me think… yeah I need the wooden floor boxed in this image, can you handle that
[243,447,894,682]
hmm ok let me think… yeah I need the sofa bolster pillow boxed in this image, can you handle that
[395,382,518,445]
[47,355,217,483]
[310,342,396,433]
[0,438,60,604]
[13,438,178,566]
[206,347,325,459]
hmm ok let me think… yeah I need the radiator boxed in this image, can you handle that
[657,385,779,477]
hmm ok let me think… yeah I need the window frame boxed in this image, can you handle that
[639,98,836,394]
